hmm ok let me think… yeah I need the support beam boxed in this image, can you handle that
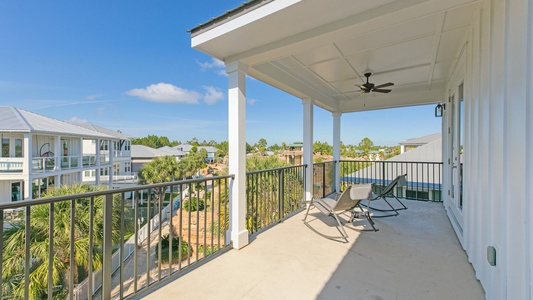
[332,112,341,192]
[227,61,249,249]
[302,99,314,202]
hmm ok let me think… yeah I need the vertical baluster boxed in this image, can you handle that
[146,191,151,286]
[210,179,215,255]
[88,197,94,300]
[48,203,54,300]
[69,200,75,300]
[133,191,139,292]
[102,194,113,300]
[203,180,208,258]
[24,206,30,300]
[120,192,125,298]
[169,185,174,275]
[179,184,184,271]
[158,188,163,281]
[187,182,191,267]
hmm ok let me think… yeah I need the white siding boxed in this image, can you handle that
[449,0,533,298]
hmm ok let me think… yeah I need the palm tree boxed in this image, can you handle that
[2,183,132,299]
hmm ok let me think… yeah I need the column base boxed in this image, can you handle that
[231,229,249,249]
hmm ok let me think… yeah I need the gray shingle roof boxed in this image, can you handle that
[158,146,187,156]
[77,124,132,139]
[399,133,440,146]
[131,145,170,158]
[0,106,114,139]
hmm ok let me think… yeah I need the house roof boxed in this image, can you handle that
[399,133,440,146]
[189,0,479,113]
[389,138,442,162]
[131,145,170,158]
[0,106,114,139]
[158,146,187,156]
[77,124,132,140]
[175,145,217,153]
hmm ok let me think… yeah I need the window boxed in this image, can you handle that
[11,182,22,201]
[100,140,108,151]
[2,138,9,157]
[100,168,109,176]
[15,139,22,157]
[124,162,131,173]
[125,141,131,151]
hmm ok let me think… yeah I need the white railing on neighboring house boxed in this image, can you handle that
[0,158,24,172]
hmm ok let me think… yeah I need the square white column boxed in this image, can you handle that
[302,98,314,201]
[227,61,249,249]
[332,112,341,192]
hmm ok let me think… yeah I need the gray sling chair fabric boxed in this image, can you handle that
[361,174,408,217]
[303,184,377,242]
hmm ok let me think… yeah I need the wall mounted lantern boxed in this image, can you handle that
[435,103,445,117]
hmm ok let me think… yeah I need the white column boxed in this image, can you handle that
[55,135,61,171]
[400,145,406,154]
[23,133,32,199]
[226,61,249,249]
[302,98,314,202]
[332,112,341,192]
[96,139,100,185]
[108,139,114,189]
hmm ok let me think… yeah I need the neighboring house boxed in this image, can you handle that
[174,144,217,163]
[343,135,443,201]
[78,124,134,185]
[131,145,175,173]
[0,106,121,203]
[399,132,441,153]
[157,146,187,160]
[282,142,303,165]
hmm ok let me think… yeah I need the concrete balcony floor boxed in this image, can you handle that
[139,200,485,300]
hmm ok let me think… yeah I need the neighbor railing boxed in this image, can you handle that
[0,158,24,172]
[0,175,233,300]
[312,161,336,198]
[246,165,306,234]
[340,160,443,201]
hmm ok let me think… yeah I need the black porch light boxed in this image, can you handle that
[435,103,445,117]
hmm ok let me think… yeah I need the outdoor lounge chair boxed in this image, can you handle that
[303,183,377,241]
[362,174,408,217]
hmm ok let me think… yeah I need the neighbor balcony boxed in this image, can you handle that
[0,161,483,300]
[0,157,24,173]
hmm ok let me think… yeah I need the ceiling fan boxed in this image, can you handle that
[357,72,394,94]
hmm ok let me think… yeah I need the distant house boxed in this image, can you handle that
[283,142,303,165]
[343,134,442,201]
[0,106,124,203]
[174,145,217,163]
[158,146,187,160]
[78,124,133,184]
[399,133,440,154]
[130,145,176,173]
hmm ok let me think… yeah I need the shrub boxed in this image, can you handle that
[158,234,190,264]
[183,197,205,211]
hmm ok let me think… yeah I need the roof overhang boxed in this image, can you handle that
[190,0,480,113]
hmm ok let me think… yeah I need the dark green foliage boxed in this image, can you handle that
[183,197,205,211]
[158,235,190,264]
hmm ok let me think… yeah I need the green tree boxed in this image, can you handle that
[1,183,132,299]
[131,135,172,148]
[357,137,374,155]
[246,155,288,172]
[215,141,229,162]
[313,141,332,155]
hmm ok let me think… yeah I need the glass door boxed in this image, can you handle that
[449,84,464,227]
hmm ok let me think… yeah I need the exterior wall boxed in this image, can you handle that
[445,0,533,298]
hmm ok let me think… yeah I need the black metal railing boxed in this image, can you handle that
[0,175,233,300]
[246,165,306,234]
[312,161,336,198]
[340,160,443,201]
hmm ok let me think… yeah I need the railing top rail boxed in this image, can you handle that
[0,174,235,210]
[246,164,307,175]
[339,159,443,164]
[312,160,337,166]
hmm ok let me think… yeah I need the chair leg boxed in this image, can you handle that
[363,211,379,232]
[332,213,349,241]
[303,201,314,221]
[393,195,408,210]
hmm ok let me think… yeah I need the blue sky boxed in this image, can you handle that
[0,1,441,146]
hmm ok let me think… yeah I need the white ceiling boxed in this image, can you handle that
[191,0,480,113]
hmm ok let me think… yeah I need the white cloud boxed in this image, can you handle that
[86,94,104,100]
[67,116,89,124]
[126,83,201,104]
[247,98,258,105]
[202,86,224,105]
[198,58,224,71]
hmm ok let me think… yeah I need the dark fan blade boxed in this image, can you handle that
[372,89,392,93]
[373,82,394,89]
